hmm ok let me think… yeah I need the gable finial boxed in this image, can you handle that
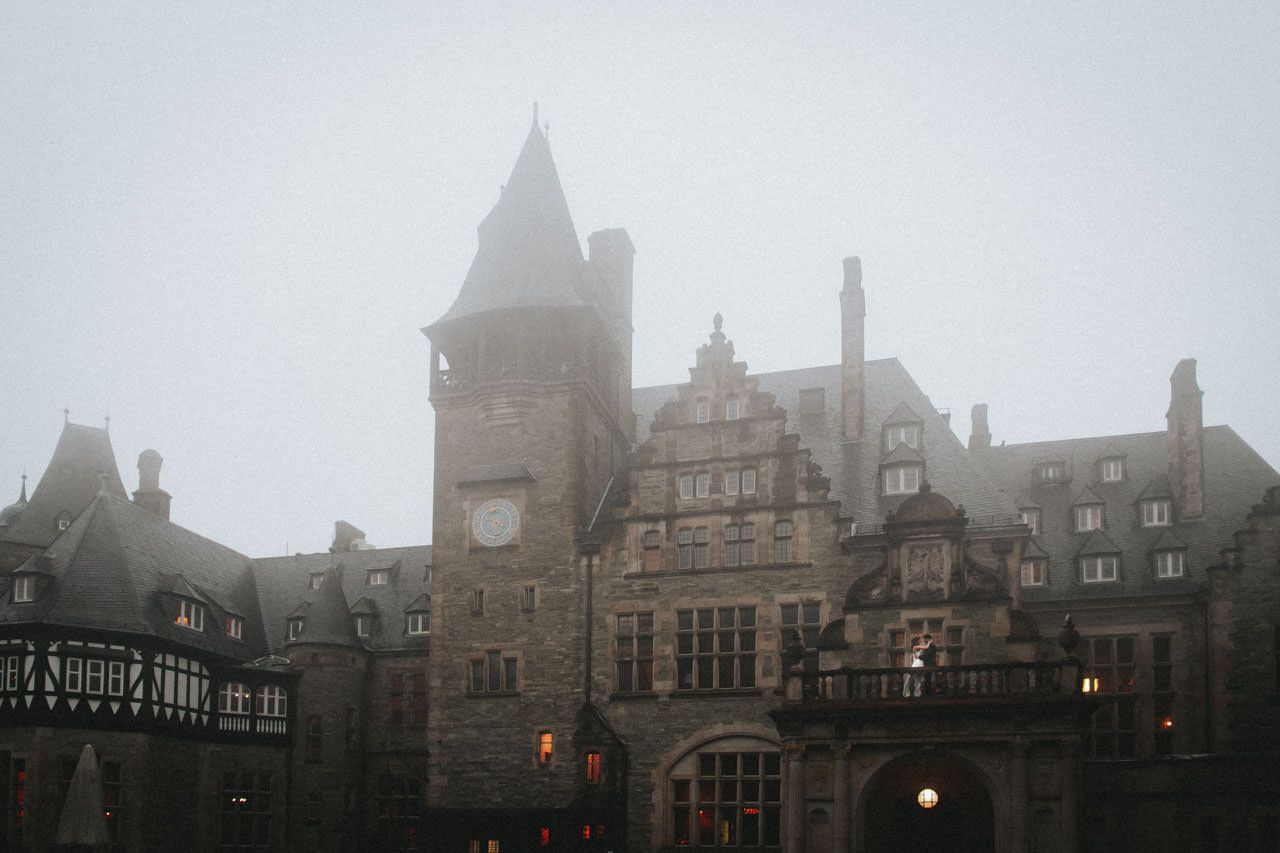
[19,473,27,502]
[104,415,110,432]
[64,407,70,425]
[532,101,539,126]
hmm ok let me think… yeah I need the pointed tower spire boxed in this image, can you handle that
[19,473,26,502]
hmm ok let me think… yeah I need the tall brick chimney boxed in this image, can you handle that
[968,403,992,449]
[588,228,635,442]
[1166,359,1205,519]
[840,256,865,441]
[132,449,171,520]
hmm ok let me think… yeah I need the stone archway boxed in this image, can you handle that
[862,751,996,853]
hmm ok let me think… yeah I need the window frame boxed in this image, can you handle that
[219,682,252,715]
[695,473,710,499]
[616,611,655,693]
[741,467,757,495]
[1100,458,1124,482]
[255,684,288,717]
[406,611,430,635]
[1154,550,1185,579]
[773,520,794,563]
[883,423,920,451]
[176,599,205,632]
[1075,504,1103,531]
[675,606,757,691]
[469,650,519,694]
[678,475,694,500]
[883,464,921,496]
[1141,499,1172,527]
[1020,509,1041,535]
[1081,555,1119,583]
[1021,559,1046,586]
[287,618,304,641]
[367,569,389,586]
[11,575,34,604]
[695,399,710,424]
[725,398,741,421]
[225,614,243,640]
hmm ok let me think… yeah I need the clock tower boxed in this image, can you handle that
[422,116,633,844]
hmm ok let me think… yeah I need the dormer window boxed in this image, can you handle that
[1099,457,1125,482]
[225,615,243,640]
[308,573,325,591]
[56,512,71,531]
[288,618,304,641]
[1020,559,1046,586]
[695,399,710,424]
[883,464,921,496]
[1154,550,1185,579]
[176,600,205,632]
[884,424,920,451]
[1036,462,1065,483]
[1080,556,1119,583]
[406,611,430,635]
[1075,505,1103,532]
[354,615,371,637]
[726,398,741,421]
[1020,509,1041,535]
[1142,500,1172,527]
[367,569,389,586]
[12,575,34,604]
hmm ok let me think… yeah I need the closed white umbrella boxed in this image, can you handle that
[54,743,110,850]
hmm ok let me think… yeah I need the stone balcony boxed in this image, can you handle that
[783,659,1082,705]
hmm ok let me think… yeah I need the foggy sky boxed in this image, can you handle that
[2,2,1278,557]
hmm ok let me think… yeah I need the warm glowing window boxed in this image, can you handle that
[1081,556,1118,583]
[1083,637,1136,758]
[1020,509,1041,535]
[671,747,781,847]
[256,685,287,717]
[176,600,205,632]
[1075,504,1103,531]
[219,682,251,715]
[1020,560,1046,586]
[883,465,921,495]
[1142,500,1171,527]
[585,751,602,784]
[1155,551,1185,578]
[225,615,243,640]
[538,731,553,766]
[11,576,34,603]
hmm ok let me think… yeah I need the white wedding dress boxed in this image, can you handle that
[903,650,925,697]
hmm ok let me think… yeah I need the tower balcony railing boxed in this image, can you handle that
[784,659,1080,704]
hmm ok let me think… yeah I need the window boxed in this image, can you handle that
[1100,458,1124,482]
[57,514,71,531]
[470,589,485,616]
[1075,504,1103,531]
[780,602,821,675]
[695,399,710,424]
[890,618,945,667]
[375,774,422,849]
[11,576,33,604]
[1153,636,1175,755]
[1081,556,1118,583]
[1036,462,1065,483]
[0,656,18,692]
[724,524,748,567]
[1021,509,1041,535]
[1142,499,1171,527]
[520,585,537,612]
[671,747,781,848]
[676,606,756,690]
[741,467,757,495]
[355,615,371,637]
[219,682,251,715]
[1020,559,1046,586]
[643,530,662,571]
[883,465,920,495]
[1155,550,1185,579]
[469,651,518,694]
[616,611,654,692]
[306,716,322,760]
[256,685,287,717]
[226,615,243,640]
[176,600,205,631]
[773,520,794,563]
[725,470,739,496]
[1083,637,1136,758]
[726,398,741,421]
[695,473,710,498]
[108,661,124,696]
[367,569,389,586]
[308,573,324,591]
[679,475,694,500]
[537,731,553,766]
[287,618,304,641]
[585,752,603,784]
[406,611,430,635]
[694,527,710,569]
[220,771,273,851]
[65,657,83,692]
[677,529,693,570]
[884,424,919,450]
[86,659,104,694]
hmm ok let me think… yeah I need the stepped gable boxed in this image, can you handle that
[633,358,1019,526]
[0,492,265,659]
[252,545,432,655]
[972,427,1280,599]
[2,422,127,548]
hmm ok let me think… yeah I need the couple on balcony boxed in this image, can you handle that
[903,634,938,698]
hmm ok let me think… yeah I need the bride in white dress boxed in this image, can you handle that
[903,637,926,697]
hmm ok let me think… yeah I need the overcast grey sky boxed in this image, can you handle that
[2,2,1277,557]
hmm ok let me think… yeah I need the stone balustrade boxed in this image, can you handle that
[784,659,1080,703]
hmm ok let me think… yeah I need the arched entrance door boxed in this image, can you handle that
[862,752,995,853]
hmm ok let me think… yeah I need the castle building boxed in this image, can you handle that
[1,119,1277,853]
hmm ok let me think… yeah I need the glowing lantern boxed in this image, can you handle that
[917,788,939,809]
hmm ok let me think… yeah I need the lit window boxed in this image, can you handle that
[884,424,919,450]
[883,465,921,495]
[308,573,325,591]
[1037,463,1065,483]
[538,731,553,765]
[406,612,430,635]
[670,746,781,847]
[726,398,741,421]
[693,526,710,569]
[469,651,518,693]
[1155,551,1185,579]
[642,530,662,572]
[1142,500,1171,527]
[367,569,389,586]
[12,575,34,603]
[288,618,304,641]
[520,585,537,612]
[1020,560,1046,586]
[1100,458,1124,482]
[1020,509,1041,535]
[225,615,243,640]
[741,467,757,495]
[256,685,287,717]
[695,473,710,498]
[176,600,205,632]
[354,615,371,637]
[696,399,710,424]
[585,752,602,784]
[488,842,500,853]
[1083,637,1137,758]
[1081,556,1118,583]
[678,475,694,500]
[677,529,693,570]
[773,520,794,563]
[219,682,251,715]
[1075,505,1103,531]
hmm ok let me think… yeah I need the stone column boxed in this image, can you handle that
[1061,741,1080,853]
[833,745,852,853]
[1010,740,1029,853]
[785,744,807,853]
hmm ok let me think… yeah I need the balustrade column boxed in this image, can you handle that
[784,744,806,853]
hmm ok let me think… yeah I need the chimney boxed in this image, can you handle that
[1167,359,1205,518]
[132,449,171,520]
[968,403,992,449]
[588,228,635,441]
[331,520,368,553]
[840,256,865,441]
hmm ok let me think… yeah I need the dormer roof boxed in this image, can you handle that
[1136,476,1175,501]
[881,444,925,466]
[405,592,431,612]
[1076,529,1122,556]
[1014,492,1041,510]
[1071,486,1105,506]
[1149,529,1187,551]
[883,402,922,426]
[1023,538,1050,559]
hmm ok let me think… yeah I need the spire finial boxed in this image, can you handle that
[104,415,110,432]
[532,101,539,126]
[19,473,27,502]
[64,407,70,425]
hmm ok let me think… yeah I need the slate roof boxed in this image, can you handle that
[428,119,586,330]
[0,492,268,661]
[1,422,127,548]
[285,565,357,648]
[972,427,1280,601]
[251,545,432,655]
[633,358,1021,529]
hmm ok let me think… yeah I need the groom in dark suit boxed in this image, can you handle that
[920,633,938,694]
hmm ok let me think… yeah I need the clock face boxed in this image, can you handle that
[471,498,521,547]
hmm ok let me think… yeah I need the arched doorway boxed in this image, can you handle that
[862,751,995,853]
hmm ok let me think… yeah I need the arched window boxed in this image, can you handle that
[256,685,287,717]
[219,682,251,715]
[669,736,781,847]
